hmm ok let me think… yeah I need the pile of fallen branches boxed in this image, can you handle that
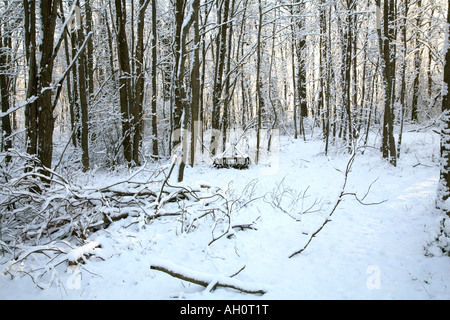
[0,152,197,247]
[2,240,102,290]
[0,151,262,291]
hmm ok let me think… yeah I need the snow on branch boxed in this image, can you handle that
[150,258,267,295]
[289,149,387,258]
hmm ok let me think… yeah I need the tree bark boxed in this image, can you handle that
[173,0,186,152]
[255,0,263,164]
[437,0,450,216]
[37,0,58,174]
[0,28,12,162]
[342,0,355,147]
[115,0,133,165]
[211,0,230,155]
[378,0,397,166]
[294,1,307,141]
[133,0,150,166]
[397,0,408,159]
[23,0,38,159]
[70,30,81,147]
[59,0,77,148]
[85,0,94,100]
[76,25,90,172]
[190,0,201,167]
[151,0,159,157]
[411,0,422,122]
[174,0,195,182]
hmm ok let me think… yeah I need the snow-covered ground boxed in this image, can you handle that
[1,128,449,300]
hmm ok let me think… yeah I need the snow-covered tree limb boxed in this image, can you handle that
[150,258,266,295]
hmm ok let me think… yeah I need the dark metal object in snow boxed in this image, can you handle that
[213,156,250,169]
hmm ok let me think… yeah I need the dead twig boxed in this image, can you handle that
[289,150,386,258]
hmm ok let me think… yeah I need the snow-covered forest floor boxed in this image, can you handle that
[1,125,450,300]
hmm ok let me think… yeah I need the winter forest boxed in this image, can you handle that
[1,0,450,300]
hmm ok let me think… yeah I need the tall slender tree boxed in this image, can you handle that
[190,0,201,167]
[23,0,38,159]
[151,0,159,157]
[255,0,264,164]
[75,15,90,172]
[133,0,150,166]
[378,0,397,166]
[173,0,196,182]
[293,0,307,141]
[437,0,450,215]
[411,0,423,122]
[23,0,60,176]
[342,0,355,147]
[0,26,13,162]
[115,0,133,165]
[211,0,230,155]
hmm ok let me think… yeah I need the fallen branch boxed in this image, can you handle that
[3,240,102,290]
[149,258,266,295]
[289,150,386,258]
[289,152,355,258]
[157,161,177,205]
[232,223,257,231]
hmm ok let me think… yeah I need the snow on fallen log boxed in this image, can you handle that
[149,258,267,295]
[66,241,101,265]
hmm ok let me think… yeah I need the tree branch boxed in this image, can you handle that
[289,150,385,258]
[150,258,266,295]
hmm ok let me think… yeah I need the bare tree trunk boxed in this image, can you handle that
[255,0,263,164]
[222,0,236,152]
[37,0,58,173]
[211,0,230,155]
[0,29,12,163]
[173,0,185,154]
[151,0,159,157]
[85,0,94,100]
[133,0,150,166]
[387,0,397,165]
[320,0,331,155]
[290,28,298,140]
[70,30,81,146]
[174,0,195,182]
[115,0,133,165]
[289,0,298,139]
[398,0,408,159]
[343,3,351,144]
[378,0,397,166]
[190,0,201,167]
[104,7,116,89]
[23,0,38,159]
[411,0,422,122]
[318,0,326,142]
[59,1,77,149]
[437,0,450,215]
[75,24,90,172]
[342,0,355,147]
[294,1,307,141]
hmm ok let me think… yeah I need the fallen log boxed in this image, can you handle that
[149,258,266,295]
